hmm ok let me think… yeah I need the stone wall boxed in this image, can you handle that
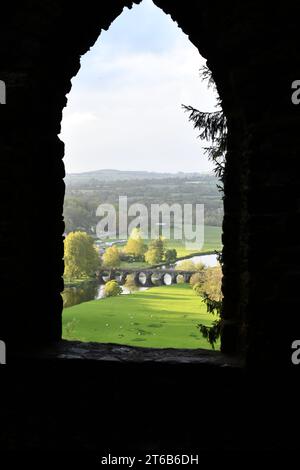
[0,0,299,366]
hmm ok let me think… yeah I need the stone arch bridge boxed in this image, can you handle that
[98,268,200,287]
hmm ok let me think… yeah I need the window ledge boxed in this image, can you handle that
[11,340,243,368]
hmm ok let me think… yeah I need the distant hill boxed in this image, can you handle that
[63,170,223,231]
[65,169,211,185]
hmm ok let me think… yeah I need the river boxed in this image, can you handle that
[182,253,219,267]
[63,253,219,308]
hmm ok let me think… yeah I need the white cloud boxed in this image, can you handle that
[60,8,218,174]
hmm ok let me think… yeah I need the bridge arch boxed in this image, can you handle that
[151,272,163,286]
[99,270,111,284]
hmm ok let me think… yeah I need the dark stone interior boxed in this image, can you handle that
[0,0,299,453]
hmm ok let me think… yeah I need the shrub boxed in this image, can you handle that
[104,280,122,297]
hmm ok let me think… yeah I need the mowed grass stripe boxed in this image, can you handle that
[63,284,219,350]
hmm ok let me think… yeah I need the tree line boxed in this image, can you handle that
[63,229,178,280]
[63,174,223,234]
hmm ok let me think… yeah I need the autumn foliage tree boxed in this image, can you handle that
[102,245,121,268]
[124,274,138,293]
[64,231,100,280]
[123,228,146,258]
[195,265,223,302]
[193,265,223,348]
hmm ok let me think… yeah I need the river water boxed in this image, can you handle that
[183,253,219,267]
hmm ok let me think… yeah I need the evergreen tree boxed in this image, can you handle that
[183,65,225,347]
[182,65,227,182]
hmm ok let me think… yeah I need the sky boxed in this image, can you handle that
[60,0,218,174]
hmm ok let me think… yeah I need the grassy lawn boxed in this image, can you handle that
[63,283,219,350]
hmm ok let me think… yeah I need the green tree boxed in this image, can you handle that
[182,65,227,182]
[102,245,121,268]
[104,280,122,297]
[145,237,164,265]
[63,198,94,234]
[123,228,146,257]
[124,274,138,293]
[64,231,100,280]
[144,248,160,265]
[182,66,225,348]
[194,265,223,349]
[164,249,177,264]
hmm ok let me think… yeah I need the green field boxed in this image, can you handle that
[120,260,149,269]
[164,225,222,257]
[63,283,219,350]
[118,225,222,268]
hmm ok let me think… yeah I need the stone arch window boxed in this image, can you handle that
[4,1,295,369]
[0,0,244,363]
[60,0,225,352]
[59,0,221,348]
